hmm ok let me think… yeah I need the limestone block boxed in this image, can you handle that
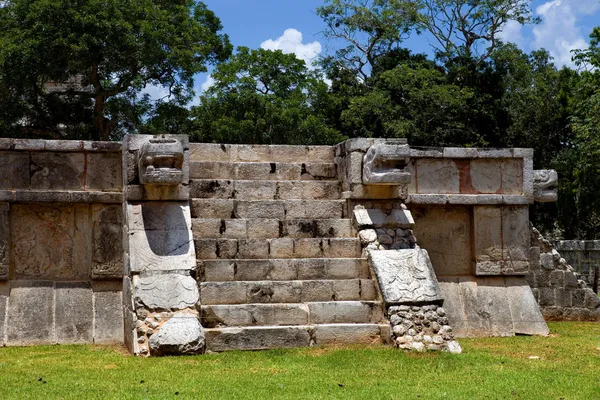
[443,148,479,158]
[348,152,364,185]
[235,201,285,219]
[360,279,378,300]
[195,239,218,260]
[407,194,449,204]
[276,181,341,200]
[12,204,90,280]
[93,286,124,344]
[415,159,459,194]
[533,170,558,202]
[30,152,85,190]
[323,238,360,258]
[190,179,234,199]
[437,278,469,335]
[332,279,362,300]
[236,162,301,181]
[7,281,54,345]
[246,219,280,239]
[538,288,556,307]
[149,313,205,355]
[87,152,123,191]
[55,282,93,344]
[128,202,196,272]
[353,208,414,229]
[205,326,311,352]
[191,199,234,219]
[457,277,514,337]
[202,304,309,327]
[0,203,8,279]
[368,250,443,306]
[411,207,472,276]
[470,159,502,193]
[475,261,502,275]
[314,324,381,345]
[474,206,503,263]
[200,282,248,305]
[92,205,123,279]
[269,238,295,258]
[285,200,344,219]
[304,163,336,179]
[189,143,234,163]
[238,239,269,259]
[191,219,223,239]
[0,152,29,189]
[315,219,353,238]
[505,277,549,335]
[234,180,276,200]
[308,301,374,324]
[301,280,334,302]
[217,239,238,259]
[296,259,327,280]
[247,281,302,303]
[200,260,236,281]
[293,238,323,258]
[501,159,523,195]
[135,274,199,310]
[502,207,530,261]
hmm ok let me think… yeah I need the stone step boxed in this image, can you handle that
[191,199,347,220]
[201,301,385,328]
[200,279,378,305]
[192,218,354,240]
[195,237,361,260]
[205,324,386,352]
[189,162,337,181]
[190,180,342,201]
[199,258,370,282]
[189,143,335,164]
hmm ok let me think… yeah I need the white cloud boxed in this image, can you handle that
[533,0,600,67]
[200,75,215,92]
[260,28,322,67]
[498,20,525,47]
[141,84,171,101]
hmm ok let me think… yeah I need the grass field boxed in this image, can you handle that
[0,322,598,399]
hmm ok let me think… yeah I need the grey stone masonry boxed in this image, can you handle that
[528,227,600,321]
[553,240,600,287]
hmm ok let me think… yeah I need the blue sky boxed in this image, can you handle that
[156,0,600,100]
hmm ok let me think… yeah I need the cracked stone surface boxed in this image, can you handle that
[149,314,205,355]
[368,249,443,306]
[135,274,199,310]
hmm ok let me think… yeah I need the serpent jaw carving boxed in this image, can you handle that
[138,138,185,185]
[533,170,558,202]
[362,143,411,185]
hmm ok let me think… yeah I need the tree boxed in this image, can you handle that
[191,47,343,145]
[417,0,538,62]
[316,0,420,80]
[0,0,231,140]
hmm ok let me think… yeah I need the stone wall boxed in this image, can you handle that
[553,241,600,288]
[528,228,600,321]
[0,139,124,346]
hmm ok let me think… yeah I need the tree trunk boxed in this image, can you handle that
[94,93,109,141]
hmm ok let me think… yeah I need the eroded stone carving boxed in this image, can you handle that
[149,314,205,355]
[138,138,184,185]
[134,274,199,310]
[533,170,558,202]
[368,249,443,306]
[363,143,411,185]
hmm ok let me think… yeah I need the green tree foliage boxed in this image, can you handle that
[191,47,344,145]
[0,0,231,140]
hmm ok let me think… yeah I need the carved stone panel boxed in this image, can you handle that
[415,159,460,194]
[30,152,85,190]
[92,205,123,279]
[134,273,199,310]
[368,249,443,305]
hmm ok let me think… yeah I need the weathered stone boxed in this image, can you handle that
[234,180,277,200]
[55,282,93,344]
[0,203,8,279]
[135,274,199,310]
[269,238,295,258]
[276,181,341,200]
[92,205,123,279]
[93,285,124,344]
[200,282,248,305]
[533,170,558,202]
[474,206,503,263]
[202,304,309,327]
[205,326,311,352]
[502,207,530,261]
[235,201,286,219]
[368,249,443,306]
[87,152,123,191]
[128,202,196,272]
[0,283,7,345]
[149,313,205,355]
[308,301,376,324]
[501,159,524,195]
[191,199,234,219]
[30,152,85,190]
[470,159,502,193]
[315,323,381,345]
[0,152,29,189]
[7,282,54,345]
[12,204,90,280]
[505,277,549,336]
[190,179,234,199]
[411,207,472,276]
[323,238,360,258]
[415,159,459,194]
[353,208,414,229]
[285,200,344,219]
[238,239,269,259]
[362,143,411,185]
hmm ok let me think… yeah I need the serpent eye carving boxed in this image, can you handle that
[138,138,184,185]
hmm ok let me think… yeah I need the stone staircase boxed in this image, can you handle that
[189,144,388,351]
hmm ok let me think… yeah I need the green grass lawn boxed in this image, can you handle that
[0,322,598,399]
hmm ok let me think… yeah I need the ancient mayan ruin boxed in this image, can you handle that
[0,135,597,356]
